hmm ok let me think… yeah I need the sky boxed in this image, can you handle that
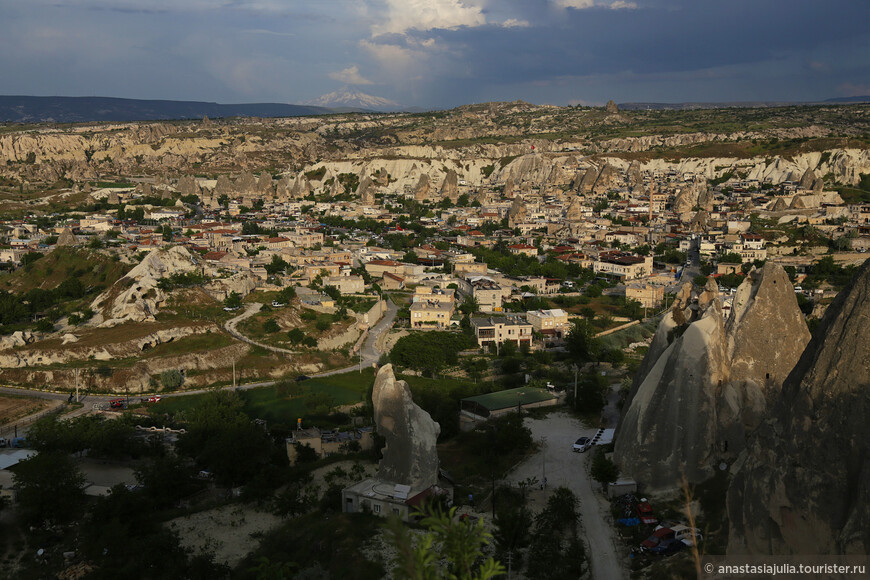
[1,0,868,109]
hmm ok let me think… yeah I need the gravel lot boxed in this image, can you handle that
[507,412,626,580]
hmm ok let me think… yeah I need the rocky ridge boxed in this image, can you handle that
[727,258,870,555]
[614,264,810,493]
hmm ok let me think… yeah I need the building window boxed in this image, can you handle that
[374,504,381,513]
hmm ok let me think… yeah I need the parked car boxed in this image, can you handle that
[641,527,674,550]
[635,500,658,525]
[109,398,126,409]
[145,395,161,403]
[572,437,592,453]
[295,375,310,382]
[668,524,703,546]
[650,537,686,556]
[271,301,286,307]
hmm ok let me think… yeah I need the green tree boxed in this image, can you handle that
[224,291,242,309]
[13,451,86,525]
[565,319,599,363]
[263,318,280,333]
[276,285,297,303]
[386,505,505,580]
[175,390,273,485]
[525,487,587,579]
[459,296,480,316]
[265,254,288,276]
[718,252,743,264]
[590,447,619,486]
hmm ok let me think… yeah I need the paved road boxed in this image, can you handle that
[313,298,398,378]
[507,412,627,580]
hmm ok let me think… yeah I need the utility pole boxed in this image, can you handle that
[541,436,547,488]
[573,365,578,409]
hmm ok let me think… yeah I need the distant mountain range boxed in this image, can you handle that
[0,95,343,124]
[2,93,867,124]
[618,96,870,110]
[306,88,401,112]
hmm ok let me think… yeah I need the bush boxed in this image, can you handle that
[159,369,184,391]
[263,318,280,333]
[391,331,476,376]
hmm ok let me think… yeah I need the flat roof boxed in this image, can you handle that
[462,387,557,411]
[0,449,37,470]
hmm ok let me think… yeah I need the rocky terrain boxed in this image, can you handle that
[1,103,869,213]
[727,258,870,555]
[614,264,810,492]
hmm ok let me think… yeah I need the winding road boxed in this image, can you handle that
[0,297,400,419]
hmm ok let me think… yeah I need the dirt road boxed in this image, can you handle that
[507,412,626,580]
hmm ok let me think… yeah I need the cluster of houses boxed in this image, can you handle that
[2,159,868,339]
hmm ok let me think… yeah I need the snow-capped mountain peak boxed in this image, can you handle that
[307,87,400,112]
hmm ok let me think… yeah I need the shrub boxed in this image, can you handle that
[159,369,184,391]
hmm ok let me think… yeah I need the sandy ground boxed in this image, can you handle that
[507,412,627,580]
[168,504,283,568]
[166,460,379,570]
[0,396,50,424]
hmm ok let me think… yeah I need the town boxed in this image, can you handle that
[0,101,869,578]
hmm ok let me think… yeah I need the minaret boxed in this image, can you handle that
[647,174,655,245]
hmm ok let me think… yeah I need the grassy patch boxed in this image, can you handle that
[158,368,375,426]
[0,247,130,293]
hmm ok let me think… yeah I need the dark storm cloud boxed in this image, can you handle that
[414,0,868,85]
[0,0,867,107]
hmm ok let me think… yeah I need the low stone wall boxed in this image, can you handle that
[594,319,640,338]
[359,299,387,329]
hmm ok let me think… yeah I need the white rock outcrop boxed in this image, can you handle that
[90,246,200,327]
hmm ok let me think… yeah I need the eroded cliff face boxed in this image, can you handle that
[727,259,870,556]
[614,265,810,493]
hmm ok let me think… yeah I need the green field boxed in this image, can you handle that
[157,367,376,426]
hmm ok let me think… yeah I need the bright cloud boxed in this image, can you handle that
[501,18,530,28]
[554,0,637,9]
[372,0,486,36]
[328,65,373,85]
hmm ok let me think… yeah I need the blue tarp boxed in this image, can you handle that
[618,517,640,526]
